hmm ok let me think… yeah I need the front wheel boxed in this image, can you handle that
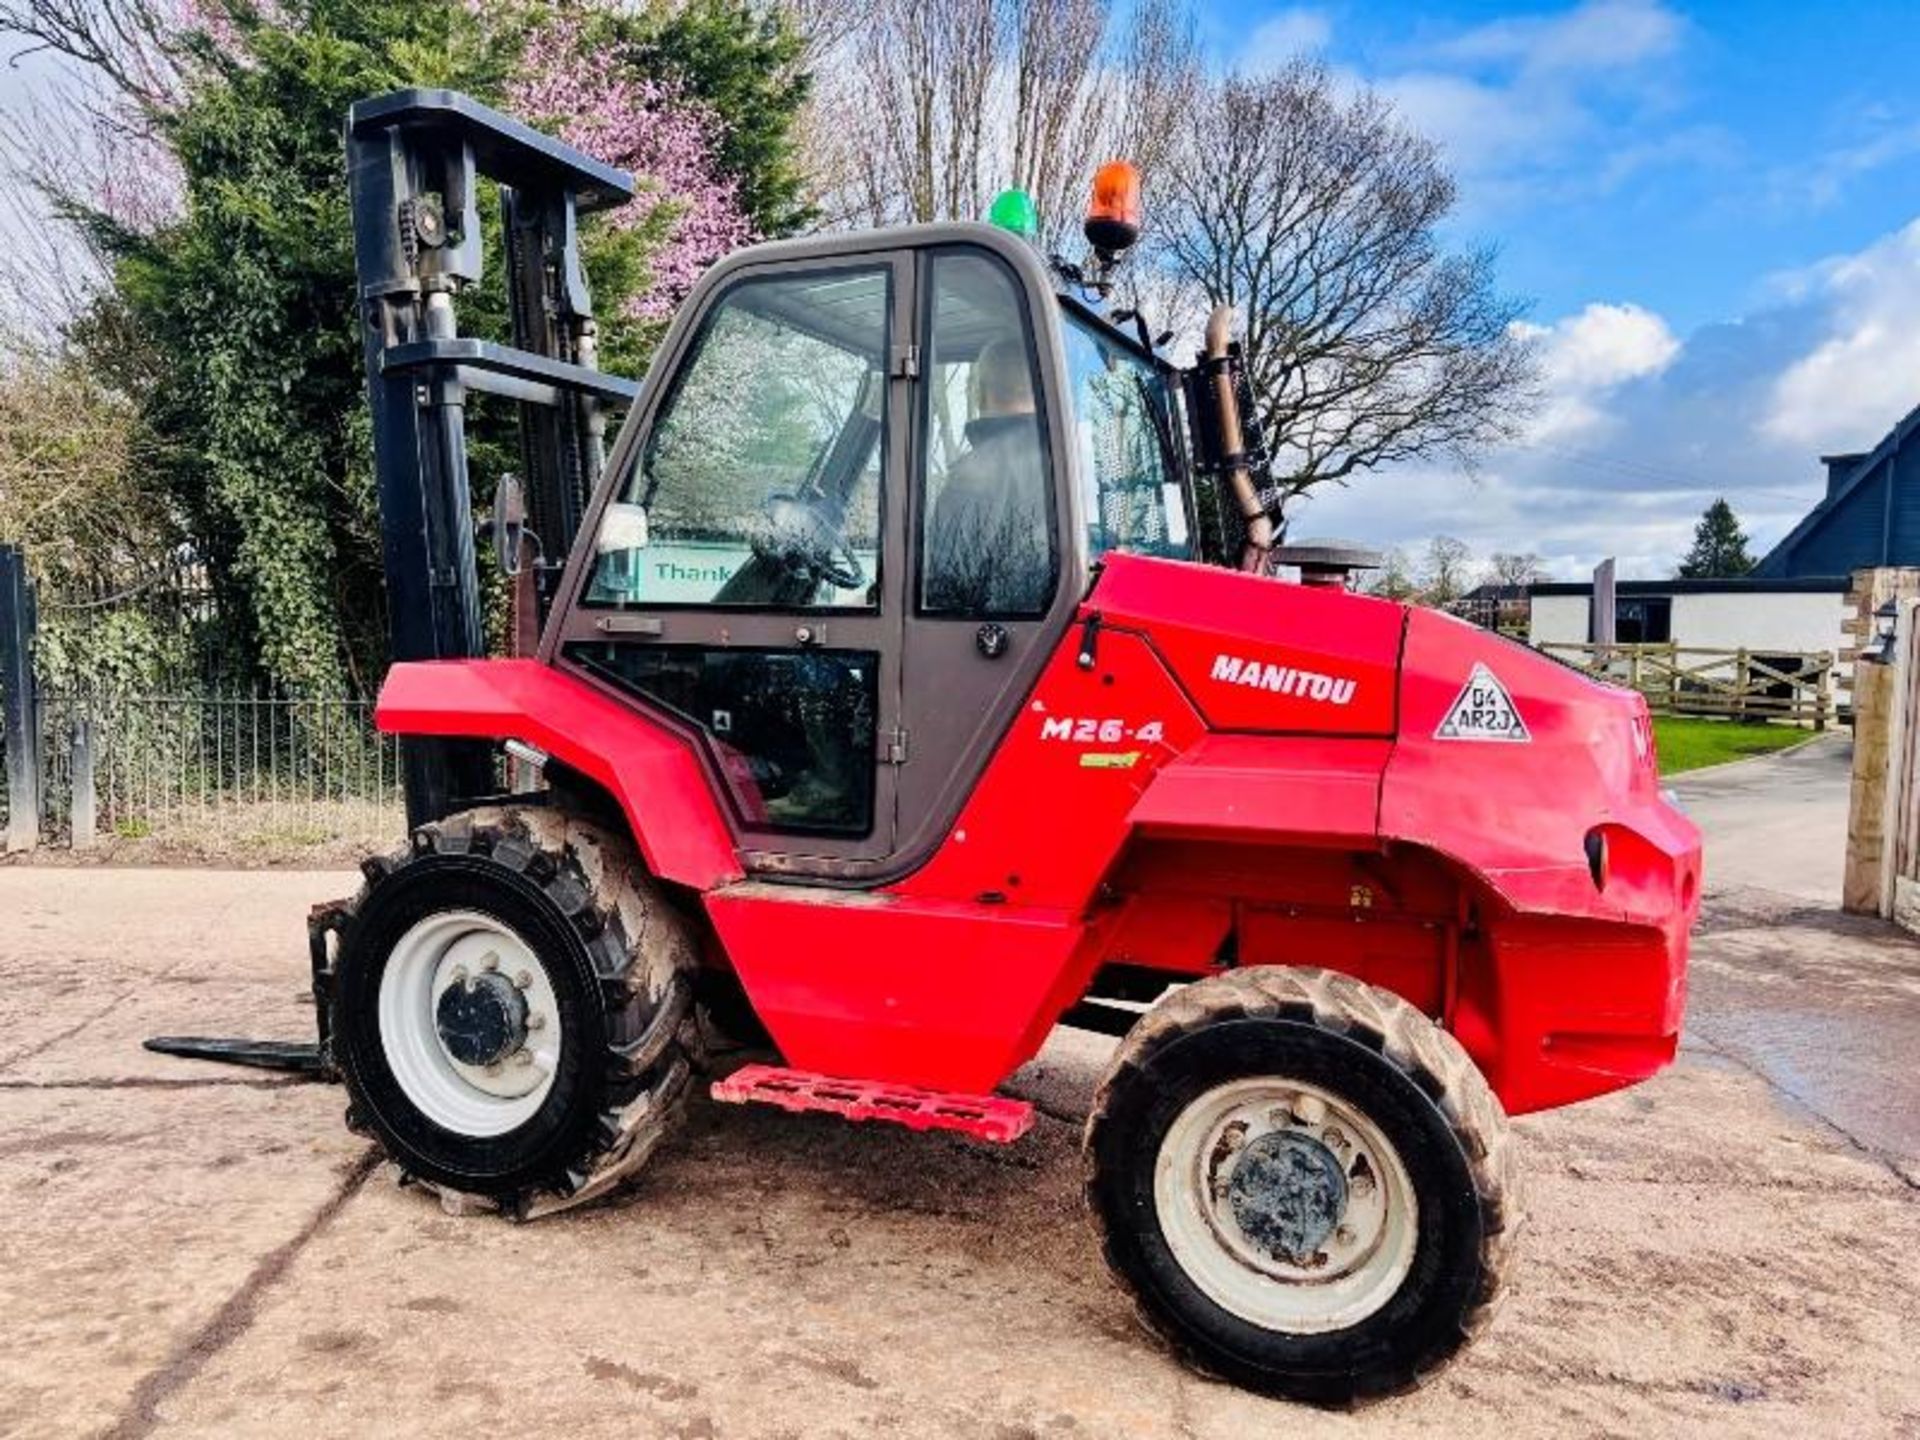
[331,806,697,1219]
[1084,967,1519,1403]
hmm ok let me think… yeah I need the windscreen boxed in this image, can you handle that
[587,266,890,609]
[1061,311,1192,564]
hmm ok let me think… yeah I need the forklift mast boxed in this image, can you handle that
[345,89,638,827]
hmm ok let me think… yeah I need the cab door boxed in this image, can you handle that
[887,242,1087,874]
[548,252,915,868]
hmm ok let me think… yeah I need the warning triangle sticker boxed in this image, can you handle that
[1435,663,1531,742]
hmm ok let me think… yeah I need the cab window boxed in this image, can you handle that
[1062,312,1191,562]
[918,251,1056,616]
[588,266,889,609]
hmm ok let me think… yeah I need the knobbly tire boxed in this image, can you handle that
[329,806,697,1219]
[1084,966,1519,1404]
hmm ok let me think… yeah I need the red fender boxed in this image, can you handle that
[1382,608,1700,930]
[375,659,743,890]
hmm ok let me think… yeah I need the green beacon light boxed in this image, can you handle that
[988,188,1039,241]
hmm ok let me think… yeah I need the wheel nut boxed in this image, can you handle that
[450,964,468,985]
[1323,1125,1348,1150]
[514,969,532,990]
[481,950,499,972]
[484,1062,503,1076]
[1293,1094,1326,1126]
[512,1049,533,1068]
[526,1013,546,1032]
[1334,1224,1355,1246]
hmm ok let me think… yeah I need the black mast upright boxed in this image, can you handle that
[345,90,639,827]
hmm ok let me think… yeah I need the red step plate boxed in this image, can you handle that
[711,1064,1035,1143]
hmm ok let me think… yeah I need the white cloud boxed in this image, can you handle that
[1594,125,1738,193]
[1513,301,1681,442]
[1769,117,1920,214]
[1239,9,1332,72]
[1433,0,1683,75]
[1362,1,1696,215]
[1765,219,1920,447]
[1526,302,1681,388]
[1379,71,1573,177]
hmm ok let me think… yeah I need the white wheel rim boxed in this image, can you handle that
[377,909,563,1138]
[1153,1077,1419,1334]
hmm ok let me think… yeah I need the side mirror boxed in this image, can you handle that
[490,473,527,576]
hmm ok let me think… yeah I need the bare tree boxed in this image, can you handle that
[1419,535,1473,606]
[0,342,173,584]
[1483,551,1545,588]
[1156,63,1536,512]
[0,0,179,110]
[0,1,184,327]
[801,0,1199,247]
[1365,545,1418,601]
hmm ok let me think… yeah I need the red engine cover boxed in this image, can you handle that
[1091,556,1404,735]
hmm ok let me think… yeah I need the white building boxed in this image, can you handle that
[1528,577,1851,658]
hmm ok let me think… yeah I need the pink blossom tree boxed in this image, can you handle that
[508,6,754,323]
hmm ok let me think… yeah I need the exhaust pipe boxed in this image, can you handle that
[1204,305,1276,573]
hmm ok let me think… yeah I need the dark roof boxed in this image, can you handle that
[1757,401,1920,577]
[1531,576,1849,597]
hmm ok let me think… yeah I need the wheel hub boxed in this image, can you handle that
[1155,1078,1420,1334]
[1227,1129,1348,1263]
[377,911,562,1138]
[434,969,528,1068]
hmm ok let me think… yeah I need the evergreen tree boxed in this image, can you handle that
[1677,498,1756,579]
[641,1,813,236]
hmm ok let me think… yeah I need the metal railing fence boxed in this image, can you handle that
[0,538,413,855]
[33,686,404,850]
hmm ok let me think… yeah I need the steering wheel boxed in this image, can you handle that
[753,494,864,592]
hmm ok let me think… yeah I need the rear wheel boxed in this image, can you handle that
[1085,967,1518,1403]
[331,806,696,1218]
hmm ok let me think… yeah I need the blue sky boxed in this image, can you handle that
[1201,0,1920,577]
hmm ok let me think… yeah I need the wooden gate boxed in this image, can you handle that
[1536,641,1834,727]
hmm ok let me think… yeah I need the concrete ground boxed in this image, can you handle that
[2,736,1918,1439]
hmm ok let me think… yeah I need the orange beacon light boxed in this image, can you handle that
[1084,160,1142,257]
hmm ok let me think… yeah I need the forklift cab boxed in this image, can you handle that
[544,223,1195,881]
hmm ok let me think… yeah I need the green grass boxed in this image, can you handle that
[1653,715,1814,775]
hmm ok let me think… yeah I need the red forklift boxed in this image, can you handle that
[155,90,1701,1402]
